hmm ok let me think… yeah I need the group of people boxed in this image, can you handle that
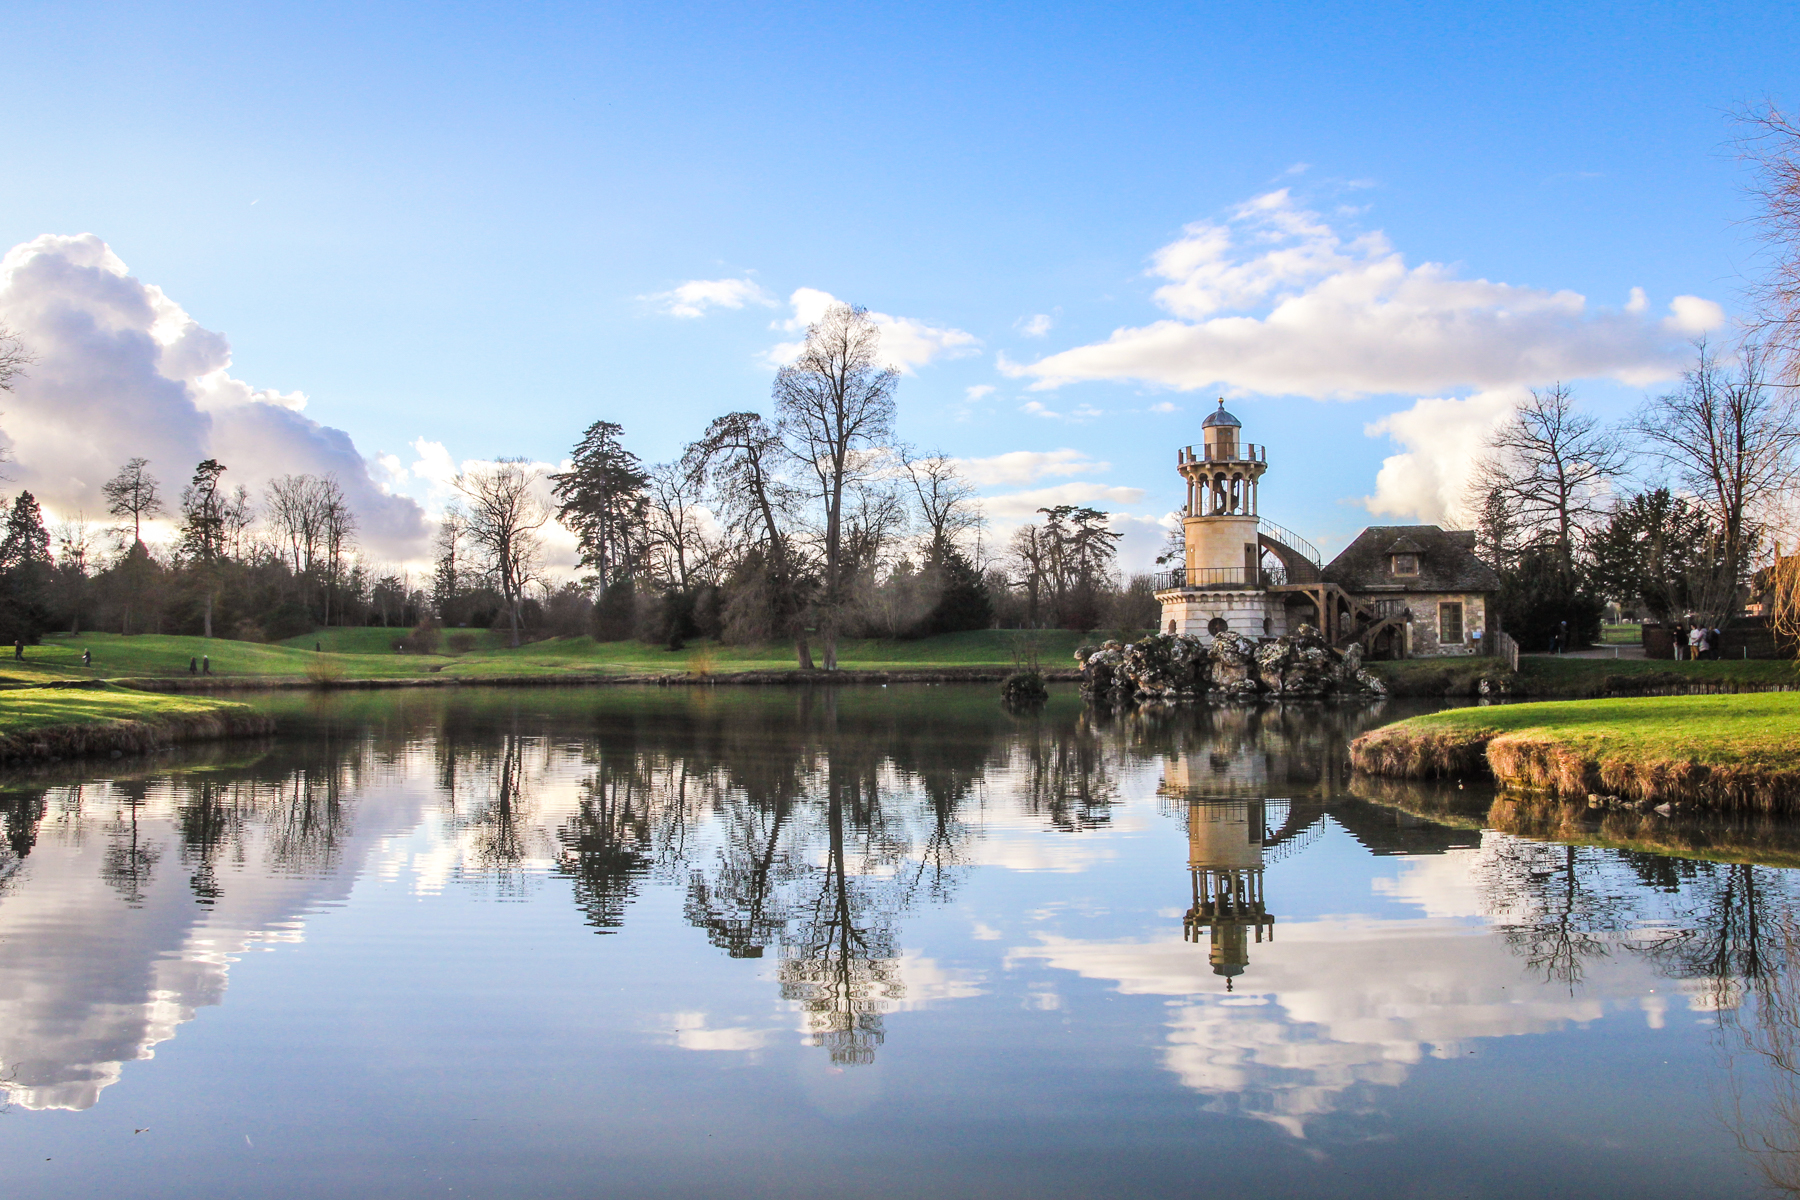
[1674,621,1725,660]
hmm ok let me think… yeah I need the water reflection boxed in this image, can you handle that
[0,685,1797,1195]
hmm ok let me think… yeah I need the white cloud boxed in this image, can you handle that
[982,482,1145,519]
[765,288,980,374]
[952,448,1109,487]
[647,277,777,318]
[1002,190,1720,398]
[1148,401,1179,414]
[965,384,996,401]
[1360,389,1523,524]
[1017,313,1055,337]
[1018,399,1103,422]
[659,1012,771,1053]
[0,234,431,561]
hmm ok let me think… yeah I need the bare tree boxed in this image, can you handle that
[265,474,327,575]
[0,323,31,480]
[432,505,469,618]
[684,412,813,666]
[456,459,548,648]
[1469,383,1625,578]
[1633,340,1800,620]
[1739,103,1800,386]
[901,449,982,562]
[319,477,358,627]
[1007,523,1049,628]
[642,460,714,592]
[773,303,899,670]
[102,457,164,547]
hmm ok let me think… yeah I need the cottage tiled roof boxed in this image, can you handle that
[1321,525,1501,593]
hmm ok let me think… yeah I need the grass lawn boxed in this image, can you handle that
[1377,692,1800,773]
[0,628,1098,686]
[1369,653,1798,697]
[0,684,255,735]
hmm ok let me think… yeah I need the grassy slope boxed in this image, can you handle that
[0,629,1095,686]
[1382,692,1800,773]
[0,684,253,734]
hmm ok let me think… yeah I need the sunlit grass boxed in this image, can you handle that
[0,628,1098,686]
[1395,692,1800,772]
[0,684,253,735]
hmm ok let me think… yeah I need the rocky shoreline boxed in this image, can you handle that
[1075,626,1390,703]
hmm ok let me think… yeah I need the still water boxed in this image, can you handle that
[2,685,1798,1198]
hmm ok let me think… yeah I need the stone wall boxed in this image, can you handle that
[1157,588,1288,641]
[1401,592,1488,657]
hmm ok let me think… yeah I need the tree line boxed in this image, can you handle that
[1467,339,1800,648]
[0,302,1156,655]
[431,302,1153,660]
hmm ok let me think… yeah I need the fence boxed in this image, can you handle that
[1154,566,1287,591]
[1488,630,1519,672]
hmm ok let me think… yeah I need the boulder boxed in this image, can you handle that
[1075,624,1385,704]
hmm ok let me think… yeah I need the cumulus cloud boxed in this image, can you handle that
[1361,389,1523,524]
[1003,189,1721,398]
[952,448,1109,487]
[1019,399,1103,422]
[1016,313,1055,337]
[648,277,777,318]
[0,234,431,561]
[981,481,1145,519]
[765,287,980,373]
[965,384,996,401]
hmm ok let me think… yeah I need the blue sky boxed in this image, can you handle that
[1,1,1794,568]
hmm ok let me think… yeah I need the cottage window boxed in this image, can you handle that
[1439,601,1464,644]
[1391,554,1419,576]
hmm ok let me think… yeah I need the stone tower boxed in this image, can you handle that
[1157,400,1321,640]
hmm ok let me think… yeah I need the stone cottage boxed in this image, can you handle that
[1319,526,1501,658]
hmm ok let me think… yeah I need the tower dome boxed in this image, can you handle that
[1202,398,1241,429]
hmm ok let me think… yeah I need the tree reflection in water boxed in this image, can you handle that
[14,685,1800,1114]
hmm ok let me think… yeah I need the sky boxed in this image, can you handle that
[0,0,1794,571]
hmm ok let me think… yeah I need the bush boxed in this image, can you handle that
[399,617,441,654]
[446,632,477,653]
[233,620,267,643]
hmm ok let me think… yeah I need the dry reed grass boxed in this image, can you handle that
[1352,723,1800,812]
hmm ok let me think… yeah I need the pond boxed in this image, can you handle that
[1,684,1797,1198]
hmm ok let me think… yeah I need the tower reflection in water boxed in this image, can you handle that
[1157,715,1331,991]
[1183,799,1276,989]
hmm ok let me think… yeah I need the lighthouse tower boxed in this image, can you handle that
[1156,400,1320,640]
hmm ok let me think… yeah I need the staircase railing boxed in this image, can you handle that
[1257,519,1322,568]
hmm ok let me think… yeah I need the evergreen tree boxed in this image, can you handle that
[0,491,53,643]
[551,421,649,589]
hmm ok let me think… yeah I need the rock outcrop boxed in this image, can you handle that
[1074,625,1386,703]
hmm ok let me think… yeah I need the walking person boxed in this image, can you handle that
[202,655,211,676]
[1688,623,1704,661]
[12,639,21,660]
[189,656,198,675]
[82,649,91,668]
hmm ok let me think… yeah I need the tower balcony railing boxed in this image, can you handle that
[1178,443,1267,465]
[1154,565,1288,591]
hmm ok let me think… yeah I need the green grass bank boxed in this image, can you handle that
[0,628,1792,697]
[0,684,274,764]
[0,629,1095,689]
[1349,692,1800,811]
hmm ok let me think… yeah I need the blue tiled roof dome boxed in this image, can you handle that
[1202,398,1240,429]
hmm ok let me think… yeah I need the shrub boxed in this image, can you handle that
[446,632,477,654]
[398,617,441,654]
